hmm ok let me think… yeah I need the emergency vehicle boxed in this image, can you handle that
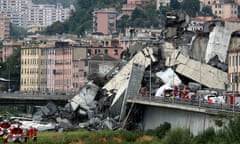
[225,92,240,106]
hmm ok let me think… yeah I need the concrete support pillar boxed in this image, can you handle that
[26,105,33,114]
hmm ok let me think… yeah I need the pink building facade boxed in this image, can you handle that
[122,4,137,15]
[21,38,122,95]
[47,48,55,94]
[54,44,73,95]
[93,8,118,35]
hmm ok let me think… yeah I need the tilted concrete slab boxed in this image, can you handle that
[175,52,227,89]
[205,26,231,63]
[103,47,156,97]
[165,49,188,67]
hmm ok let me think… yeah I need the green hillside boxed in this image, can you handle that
[42,0,161,36]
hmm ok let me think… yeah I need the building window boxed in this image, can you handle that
[88,49,91,56]
[114,49,118,55]
[233,56,235,66]
[85,60,88,66]
[84,72,87,77]
[239,55,240,66]
[229,56,231,66]
[104,49,108,54]
[236,55,238,66]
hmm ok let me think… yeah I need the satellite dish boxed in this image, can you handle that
[177,0,183,2]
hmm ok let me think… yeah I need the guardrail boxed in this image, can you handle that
[129,95,240,112]
[0,92,73,100]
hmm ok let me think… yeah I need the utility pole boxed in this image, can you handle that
[8,63,10,92]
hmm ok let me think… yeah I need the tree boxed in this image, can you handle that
[219,116,240,143]
[77,0,94,9]
[131,18,146,27]
[159,6,172,15]
[141,3,160,27]
[0,47,21,91]
[44,21,66,35]
[117,15,130,32]
[192,127,216,144]
[131,7,146,20]
[9,23,27,39]
[201,6,213,16]
[170,0,182,9]
[182,0,200,17]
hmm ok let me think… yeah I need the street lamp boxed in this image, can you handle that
[8,66,10,92]
[8,64,19,93]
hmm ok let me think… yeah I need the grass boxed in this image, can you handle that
[5,128,161,144]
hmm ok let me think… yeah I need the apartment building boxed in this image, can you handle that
[200,0,223,6]
[0,0,30,28]
[121,4,137,16]
[53,42,73,95]
[21,42,43,93]
[93,8,118,35]
[228,48,240,92]
[72,47,87,92]
[0,13,9,40]
[0,0,71,30]
[27,3,70,29]
[212,2,238,18]
[199,0,239,19]
[20,39,121,95]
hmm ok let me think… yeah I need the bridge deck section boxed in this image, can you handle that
[127,96,240,115]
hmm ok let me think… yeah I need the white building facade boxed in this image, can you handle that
[0,0,72,30]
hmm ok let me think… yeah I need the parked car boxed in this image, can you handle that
[203,95,225,104]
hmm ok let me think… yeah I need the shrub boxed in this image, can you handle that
[192,127,216,144]
[145,122,171,139]
[161,127,193,144]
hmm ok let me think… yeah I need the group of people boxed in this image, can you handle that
[0,119,37,143]
[0,120,12,144]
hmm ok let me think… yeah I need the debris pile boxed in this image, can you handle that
[32,11,233,132]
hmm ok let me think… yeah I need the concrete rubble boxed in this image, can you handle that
[156,68,182,86]
[30,11,234,132]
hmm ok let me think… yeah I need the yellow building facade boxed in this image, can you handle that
[228,48,240,93]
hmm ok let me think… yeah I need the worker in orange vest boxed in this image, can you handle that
[32,127,37,141]
[27,126,37,141]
